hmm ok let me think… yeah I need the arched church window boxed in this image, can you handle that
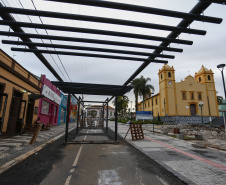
[168,72,171,78]
[161,74,162,79]
[198,93,202,100]
[182,92,186,100]
[199,77,201,82]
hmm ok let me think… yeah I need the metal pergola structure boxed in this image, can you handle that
[0,0,225,143]
[51,81,133,143]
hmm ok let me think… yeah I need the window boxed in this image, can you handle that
[198,93,202,100]
[182,92,186,100]
[208,75,211,80]
[168,72,171,78]
[199,77,201,82]
[145,103,146,108]
[161,74,162,79]
[148,102,150,107]
[190,92,194,100]
[156,98,158,105]
[41,100,50,114]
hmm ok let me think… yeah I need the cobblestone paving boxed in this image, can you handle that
[109,122,226,185]
[0,122,76,167]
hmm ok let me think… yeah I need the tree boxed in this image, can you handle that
[217,96,223,105]
[138,76,155,111]
[113,95,129,116]
[131,76,154,112]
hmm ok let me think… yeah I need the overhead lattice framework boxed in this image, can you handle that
[0,0,225,144]
[51,81,133,96]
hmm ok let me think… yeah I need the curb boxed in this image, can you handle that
[0,126,76,175]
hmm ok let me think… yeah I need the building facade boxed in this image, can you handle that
[37,75,61,126]
[138,65,219,117]
[0,49,41,135]
[57,92,67,125]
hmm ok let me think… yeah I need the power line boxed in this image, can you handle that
[30,0,72,82]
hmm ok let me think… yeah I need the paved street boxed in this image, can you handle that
[109,122,226,185]
[0,121,226,185]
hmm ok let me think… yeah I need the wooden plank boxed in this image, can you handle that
[130,123,144,141]
[29,123,43,144]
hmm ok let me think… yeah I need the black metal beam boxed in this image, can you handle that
[11,48,169,63]
[46,0,222,24]
[0,7,207,35]
[0,31,183,52]
[82,101,105,103]
[0,4,63,81]
[123,1,214,86]
[199,0,226,5]
[0,20,193,45]
[3,40,175,59]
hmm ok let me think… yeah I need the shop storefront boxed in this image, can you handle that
[37,75,61,126]
[0,49,41,136]
[70,96,77,122]
[58,92,67,125]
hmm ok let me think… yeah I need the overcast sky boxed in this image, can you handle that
[0,0,226,109]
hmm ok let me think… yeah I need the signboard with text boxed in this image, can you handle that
[136,111,153,120]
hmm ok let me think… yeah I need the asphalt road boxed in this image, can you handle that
[0,128,186,185]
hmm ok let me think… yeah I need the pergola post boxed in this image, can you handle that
[115,96,118,143]
[77,101,80,133]
[106,102,109,133]
[103,104,104,128]
[65,93,71,144]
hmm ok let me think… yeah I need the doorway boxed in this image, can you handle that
[190,104,196,116]
[7,90,23,134]
[26,98,35,125]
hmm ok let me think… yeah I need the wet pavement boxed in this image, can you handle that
[0,121,226,185]
[109,122,226,185]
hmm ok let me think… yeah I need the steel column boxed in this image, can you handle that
[65,93,71,143]
[106,102,109,133]
[115,96,118,143]
[77,101,80,133]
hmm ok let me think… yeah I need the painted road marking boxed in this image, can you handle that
[98,170,122,185]
[144,136,226,171]
[64,130,89,185]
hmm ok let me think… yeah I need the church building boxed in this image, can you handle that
[137,64,219,118]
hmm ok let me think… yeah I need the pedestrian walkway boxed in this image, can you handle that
[108,121,226,185]
[0,122,76,174]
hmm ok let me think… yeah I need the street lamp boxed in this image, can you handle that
[199,101,204,124]
[217,64,226,99]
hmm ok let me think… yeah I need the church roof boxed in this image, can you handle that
[158,64,174,74]
[195,65,213,75]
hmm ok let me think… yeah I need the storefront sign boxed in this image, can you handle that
[42,84,62,105]
[71,105,77,110]
[136,111,153,120]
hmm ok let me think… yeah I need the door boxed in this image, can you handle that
[16,100,27,133]
[26,99,35,125]
[7,97,21,134]
[190,104,196,116]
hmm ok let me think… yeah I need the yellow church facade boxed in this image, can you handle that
[137,65,219,118]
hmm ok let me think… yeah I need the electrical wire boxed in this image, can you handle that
[30,0,72,82]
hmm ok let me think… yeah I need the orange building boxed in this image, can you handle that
[0,49,41,136]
